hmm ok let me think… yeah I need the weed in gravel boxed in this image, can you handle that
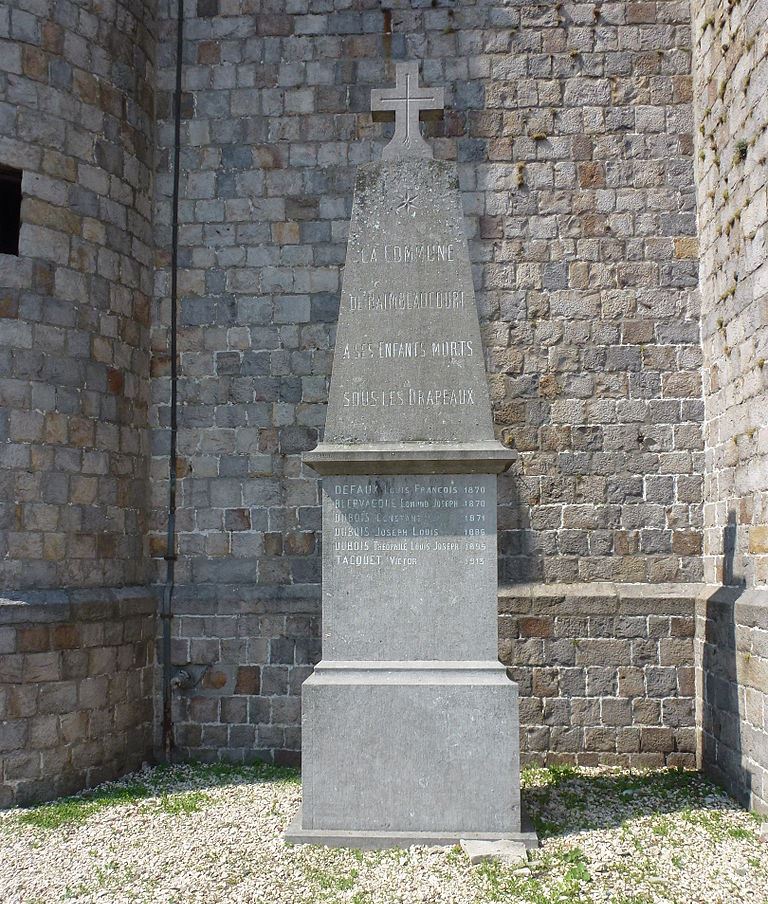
[613,896,656,904]
[680,807,741,841]
[62,881,91,899]
[522,765,741,841]
[199,761,300,785]
[17,783,151,829]
[93,859,121,889]
[474,858,519,900]
[147,760,300,791]
[13,762,291,831]
[473,846,595,904]
[529,813,565,838]
[650,815,672,836]
[301,860,365,900]
[158,790,211,815]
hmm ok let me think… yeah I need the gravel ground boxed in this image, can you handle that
[0,763,765,904]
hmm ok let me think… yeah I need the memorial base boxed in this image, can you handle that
[284,806,539,850]
[289,661,521,846]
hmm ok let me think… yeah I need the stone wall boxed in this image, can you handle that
[166,582,697,769]
[148,0,704,778]
[696,588,768,815]
[0,0,155,589]
[6,0,762,808]
[503,583,697,767]
[692,0,768,814]
[0,589,155,807]
[693,0,768,587]
[151,0,702,593]
[0,0,157,807]
[168,585,318,765]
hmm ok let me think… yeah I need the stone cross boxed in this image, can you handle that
[371,62,444,160]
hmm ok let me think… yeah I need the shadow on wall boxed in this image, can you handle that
[701,511,751,807]
[497,471,539,583]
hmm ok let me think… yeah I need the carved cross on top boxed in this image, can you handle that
[371,62,444,161]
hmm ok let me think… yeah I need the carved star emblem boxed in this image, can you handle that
[397,191,419,215]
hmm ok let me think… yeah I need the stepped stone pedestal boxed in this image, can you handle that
[285,63,527,849]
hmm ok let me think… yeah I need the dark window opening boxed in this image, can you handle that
[0,166,22,256]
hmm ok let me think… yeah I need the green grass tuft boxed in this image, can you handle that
[18,783,151,829]
[158,790,211,816]
[14,760,299,831]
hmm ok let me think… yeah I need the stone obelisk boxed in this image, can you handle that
[286,62,525,848]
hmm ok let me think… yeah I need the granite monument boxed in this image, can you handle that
[286,62,526,849]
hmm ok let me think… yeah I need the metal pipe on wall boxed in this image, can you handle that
[161,0,185,762]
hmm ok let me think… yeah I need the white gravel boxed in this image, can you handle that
[0,763,765,904]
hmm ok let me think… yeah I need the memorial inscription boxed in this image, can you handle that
[286,63,527,850]
[322,156,495,445]
[324,475,496,662]
[329,478,489,563]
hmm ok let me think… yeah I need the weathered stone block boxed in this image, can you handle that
[22,652,61,683]
[235,666,261,695]
[639,727,674,753]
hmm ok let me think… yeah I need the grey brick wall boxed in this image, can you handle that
[693,0,768,588]
[0,589,155,807]
[697,588,768,815]
[0,0,157,807]
[146,0,704,776]
[10,0,763,807]
[692,0,768,815]
[150,0,703,590]
[503,583,697,768]
[0,0,155,590]
[167,584,318,766]
[166,582,697,769]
